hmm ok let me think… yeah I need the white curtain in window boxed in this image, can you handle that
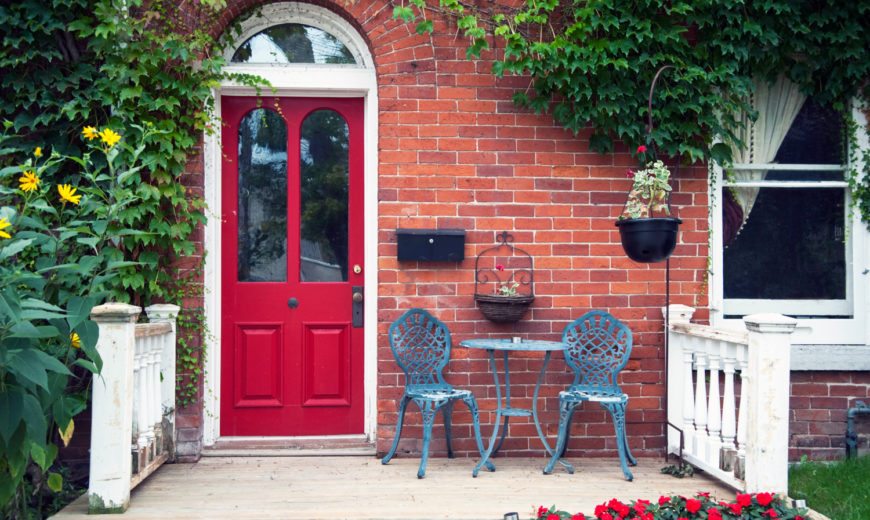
[730,76,806,225]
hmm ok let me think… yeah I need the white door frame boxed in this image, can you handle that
[201,3,378,445]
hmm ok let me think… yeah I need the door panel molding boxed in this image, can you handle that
[302,322,351,407]
[234,323,284,408]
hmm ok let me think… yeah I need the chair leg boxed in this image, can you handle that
[602,401,634,481]
[624,427,637,467]
[559,406,578,458]
[443,401,455,459]
[461,395,495,472]
[544,399,579,475]
[418,401,438,479]
[381,395,410,465]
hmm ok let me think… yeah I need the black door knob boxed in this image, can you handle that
[288,297,299,309]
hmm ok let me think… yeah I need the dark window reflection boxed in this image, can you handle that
[232,23,356,65]
[724,187,846,301]
[300,110,349,282]
[771,100,843,166]
[238,109,288,282]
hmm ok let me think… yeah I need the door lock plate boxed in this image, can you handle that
[352,286,364,328]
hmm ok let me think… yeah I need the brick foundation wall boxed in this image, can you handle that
[790,371,870,460]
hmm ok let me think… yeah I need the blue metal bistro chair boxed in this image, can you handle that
[543,310,638,480]
[382,308,493,478]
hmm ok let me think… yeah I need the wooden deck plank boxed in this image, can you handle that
[52,457,734,519]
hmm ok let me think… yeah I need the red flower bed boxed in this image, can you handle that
[535,492,807,520]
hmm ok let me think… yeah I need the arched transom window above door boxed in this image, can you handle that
[224,3,371,69]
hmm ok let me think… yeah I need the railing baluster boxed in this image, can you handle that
[736,350,749,479]
[706,341,722,468]
[693,350,708,461]
[147,335,159,447]
[681,335,696,457]
[153,334,165,456]
[721,348,737,468]
[137,337,149,451]
[132,344,141,451]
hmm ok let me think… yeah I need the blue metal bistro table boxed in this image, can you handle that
[458,338,573,477]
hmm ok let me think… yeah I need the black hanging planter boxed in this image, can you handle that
[615,65,685,264]
[616,217,682,263]
[473,231,534,324]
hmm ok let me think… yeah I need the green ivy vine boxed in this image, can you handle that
[0,0,267,473]
[393,0,870,224]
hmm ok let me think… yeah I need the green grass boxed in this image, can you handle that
[789,455,870,520]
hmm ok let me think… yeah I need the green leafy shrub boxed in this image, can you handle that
[0,122,154,517]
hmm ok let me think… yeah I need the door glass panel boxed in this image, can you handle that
[238,108,288,282]
[232,23,357,65]
[723,187,846,301]
[300,109,349,282]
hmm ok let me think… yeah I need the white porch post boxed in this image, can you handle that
[742,313,797,494]
[88,302,141,514]
[665,304,695,455]
[144,304,181,460]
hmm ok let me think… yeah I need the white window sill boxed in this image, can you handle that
[791,344,870,371]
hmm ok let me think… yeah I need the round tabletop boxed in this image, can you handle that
[459,338,566,352]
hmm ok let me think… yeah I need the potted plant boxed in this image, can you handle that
[615,146,682,263]
[473,232,534,323]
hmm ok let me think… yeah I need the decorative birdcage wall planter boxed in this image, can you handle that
[473,232,534,323]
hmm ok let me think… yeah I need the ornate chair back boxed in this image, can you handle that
[562,310,633,391]
[388,309,451,388]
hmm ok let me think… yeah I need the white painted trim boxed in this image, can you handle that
[709,101,869,347]
[729,164,844,171]
[791,344,870,371]
[202,3,378,447]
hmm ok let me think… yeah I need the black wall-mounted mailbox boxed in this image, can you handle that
[396,228,465,262]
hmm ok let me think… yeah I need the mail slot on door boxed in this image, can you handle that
[396,228,465,262]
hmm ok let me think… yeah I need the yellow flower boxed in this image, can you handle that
[34,147,43,158]
[70,332,81,349]
[82,126,99,140]
[58,184,82,205]
[98,128,121,148]
[0,218,11,239]
[19,170,40,192]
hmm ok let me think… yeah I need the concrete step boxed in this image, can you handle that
[202,435,376,457]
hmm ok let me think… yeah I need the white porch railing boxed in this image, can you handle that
[87,302,180,514]
[666,304,797,494]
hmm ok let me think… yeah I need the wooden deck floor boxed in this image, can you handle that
[53,456,734,519]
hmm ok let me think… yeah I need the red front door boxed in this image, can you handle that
[220,96,364,436]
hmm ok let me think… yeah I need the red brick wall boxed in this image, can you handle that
[163,0,864,464]
[790,372,870,460]
[354,0,708,460]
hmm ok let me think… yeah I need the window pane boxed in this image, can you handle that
[759,169,844,182]
[723,187,846,301]
[773,99,843,165]
[300,110,349,282]
[238,109,287,282]
[232,24,356,65]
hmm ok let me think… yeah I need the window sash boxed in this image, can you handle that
[720,184,853,318]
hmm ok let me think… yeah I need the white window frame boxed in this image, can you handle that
[709,103,869,346]
[201,2,379,446]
